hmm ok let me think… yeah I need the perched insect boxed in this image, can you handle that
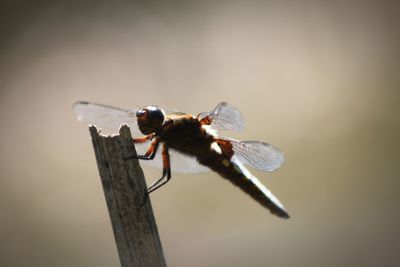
[74,101,289,218]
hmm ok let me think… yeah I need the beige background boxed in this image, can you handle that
[1,1,399,266]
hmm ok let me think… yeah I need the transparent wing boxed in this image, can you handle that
[74,101,209,173]
[198,102,245,132]
[73,101,141,135]
[135,142,210,174]
[219,137,284,172]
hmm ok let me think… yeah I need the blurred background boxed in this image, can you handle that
[1,1,399,266]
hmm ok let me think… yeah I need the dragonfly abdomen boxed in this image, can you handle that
[199,152,289,219]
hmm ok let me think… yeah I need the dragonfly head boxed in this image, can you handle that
[136,106,165,135]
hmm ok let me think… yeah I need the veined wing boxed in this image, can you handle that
[74,101,209,173]
[135,141,210,174]
[73,101,140,134]
[218,137,284,172]
[198,102,245,132]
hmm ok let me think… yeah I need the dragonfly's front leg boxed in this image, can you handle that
[126,136,159,160]
[137,138,160,160]
[133,133,154,143]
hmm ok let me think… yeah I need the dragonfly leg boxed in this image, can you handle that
[147,168,167,193]
[140,144,171,207]
[126,138,160,160]
[146,144,172,194]
[133,134,154,143]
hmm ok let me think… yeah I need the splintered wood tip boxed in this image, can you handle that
[119,124,132,140]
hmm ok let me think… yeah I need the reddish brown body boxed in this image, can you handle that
[161,115,214,158]
[74,101,289,218]
[159,114,289,218]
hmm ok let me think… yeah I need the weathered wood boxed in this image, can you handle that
[89,125,167,267]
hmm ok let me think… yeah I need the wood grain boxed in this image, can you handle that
[89,125,166,267]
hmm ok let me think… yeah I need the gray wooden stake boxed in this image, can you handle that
[89,124,167,267]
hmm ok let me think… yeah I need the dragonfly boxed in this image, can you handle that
[73,101,290,219]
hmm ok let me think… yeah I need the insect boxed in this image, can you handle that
[74,101,289,218]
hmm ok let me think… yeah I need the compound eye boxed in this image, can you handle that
[136,109,148,119]
[148,108,164,123]
[136,106,165,135]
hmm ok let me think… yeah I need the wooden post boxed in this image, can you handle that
[89,124,167,267]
